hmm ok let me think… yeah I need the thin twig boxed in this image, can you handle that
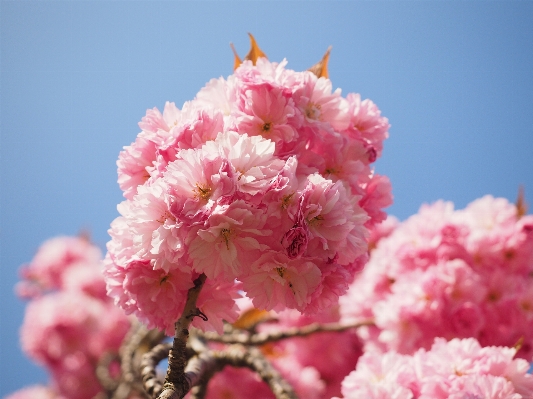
[198,320,374,345]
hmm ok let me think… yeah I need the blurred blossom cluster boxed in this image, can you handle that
[104,55,392,335]
[336,338,533,399]
[341,196,533,358]
[11,237,131,399]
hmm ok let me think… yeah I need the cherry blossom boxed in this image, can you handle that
[335,338,533,399]
[341,196,533,358]
[105,54,391,334]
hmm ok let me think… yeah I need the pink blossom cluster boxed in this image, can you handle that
[105,57,391,335]
[16,236,104,299]
[15,236,131,399]
[341,196,533,358]
[4,386,62,399]
[335,337,533,399]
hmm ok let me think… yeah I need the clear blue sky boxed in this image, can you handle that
[1,1,532,396]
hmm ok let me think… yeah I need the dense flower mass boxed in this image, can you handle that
[335,337,533,399]
[341,196,533,359]
[105,56,391,334]
[16,236,131,399]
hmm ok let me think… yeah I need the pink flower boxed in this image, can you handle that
[106,53,391,328]
[190,366,274,399]
[104,259,193,335]
[159,102,224,155]
[164,146,236,225]
[298,173,368,265]
[232,83,301,155]
[4,386,63,399]
[195,76,237,117]
[241,252,322,312]
[20,291,129,399]
[193,279,240,334]
[138,102,181,145]
[17,236,102,298]
[341,196,533,357]
[292,72,350,132]
[117,136,158,199]
[209,131,286,198]
[281,223,309,259]
[344,93,390,159]
[188,200,269,280]
[338,338,533,399]
[116,181,185,271]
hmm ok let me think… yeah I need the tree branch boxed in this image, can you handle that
[154,274,207,399]
[198,320,374,345]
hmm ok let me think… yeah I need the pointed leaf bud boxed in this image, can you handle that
[308,46,332,79]
[232,308,273,330]
[516,185,528,218]
[230,42,243,71]
[244,33,267,65]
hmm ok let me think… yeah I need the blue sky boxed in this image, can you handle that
[1,1,532,396]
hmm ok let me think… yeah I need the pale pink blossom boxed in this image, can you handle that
[193,279,240,333]
[292,72,350,132]
[298,174,368,265]
[189,200,270,279]
[117,181,185,271]
[344,93,390,159]
[138,102,181,145]
[20,291,129,399]
[195,76,237,117]
[209,131,286,197]
[104,259,193,335]
[117,136,158,199]
[164,146,236,225]
[105,54,391,329]
[341,196,533,358]
[241,252,322,312]
[337,338,533,399]
[232,83,301,156]
[17,236,101,298]
[4,386,63,399]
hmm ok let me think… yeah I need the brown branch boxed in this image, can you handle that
[213,345,297,399]
[140,338,298,399]
[111,318,165,399]
[198,320,374,346]
[140,343,171,398]
[96,352,121,392]
[154,274,207,399]
[165,345,297,399]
